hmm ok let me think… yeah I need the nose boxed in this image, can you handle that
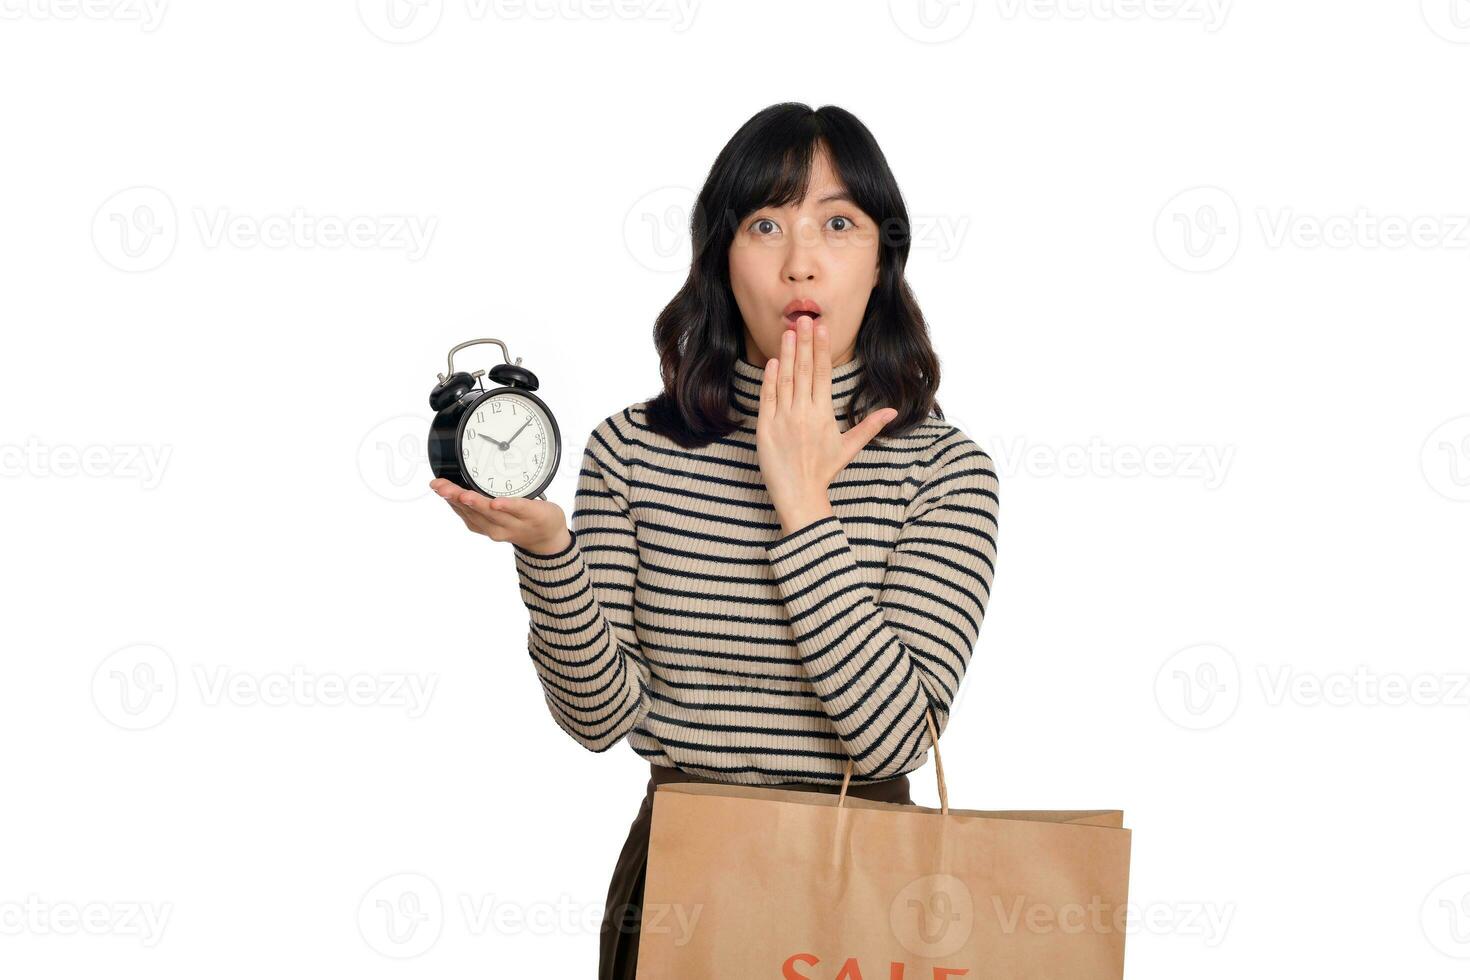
[780,227,819,282]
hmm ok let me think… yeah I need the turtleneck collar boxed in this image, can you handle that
[728,348,866,430]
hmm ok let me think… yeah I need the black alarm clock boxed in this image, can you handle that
[427,338,561,499]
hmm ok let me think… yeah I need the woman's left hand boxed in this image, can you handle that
[756,315,898,537]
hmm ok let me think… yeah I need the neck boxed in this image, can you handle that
[729,349,866,429]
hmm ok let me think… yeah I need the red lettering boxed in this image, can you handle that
[778,952,969,979]
[782,952,819,979]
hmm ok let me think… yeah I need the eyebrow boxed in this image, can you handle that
[757,191,855,213]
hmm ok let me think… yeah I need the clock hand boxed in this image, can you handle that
[505,418,532,445]
[476,431,509,451]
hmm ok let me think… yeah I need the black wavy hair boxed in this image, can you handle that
[642,101,945,448]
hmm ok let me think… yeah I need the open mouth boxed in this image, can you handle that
[782,299,824,324]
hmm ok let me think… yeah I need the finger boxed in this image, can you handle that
[483,494,539,521]
[777,327,795,410]
[839,407,899,461]
[433,482,514,526]
[812,318,832,411]
[795,314,814,405]
[445,497,492,535]
[455,490,521,528]
[759,354,778,420]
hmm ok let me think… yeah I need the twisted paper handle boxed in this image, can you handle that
[836,706,948,815]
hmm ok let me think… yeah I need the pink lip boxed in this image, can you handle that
[782,298,823,320]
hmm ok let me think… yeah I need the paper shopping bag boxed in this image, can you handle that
[635,710,1131,978]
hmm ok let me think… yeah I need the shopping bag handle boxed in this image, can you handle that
[836,706,948,815]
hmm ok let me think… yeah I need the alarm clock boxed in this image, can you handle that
[427,338,561,499]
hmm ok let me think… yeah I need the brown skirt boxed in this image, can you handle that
[597,762,916,979]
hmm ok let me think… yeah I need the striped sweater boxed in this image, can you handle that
[511,351,999,786]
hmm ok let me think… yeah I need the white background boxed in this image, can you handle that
[2,1,1468,976]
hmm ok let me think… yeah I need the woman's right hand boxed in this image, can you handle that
[430,478,571,555]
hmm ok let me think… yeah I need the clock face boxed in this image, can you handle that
[458,390,557,497]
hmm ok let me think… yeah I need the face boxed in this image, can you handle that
[727,144,880,369]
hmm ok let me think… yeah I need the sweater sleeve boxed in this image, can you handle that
[510,412,651,753]
[764,430,999,778]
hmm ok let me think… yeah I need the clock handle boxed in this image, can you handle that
[440,338,520,382]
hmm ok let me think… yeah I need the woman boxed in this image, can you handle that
[430,102,999,978]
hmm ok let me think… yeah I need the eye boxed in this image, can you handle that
[827,215,856,232]
[749,217,779,236]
